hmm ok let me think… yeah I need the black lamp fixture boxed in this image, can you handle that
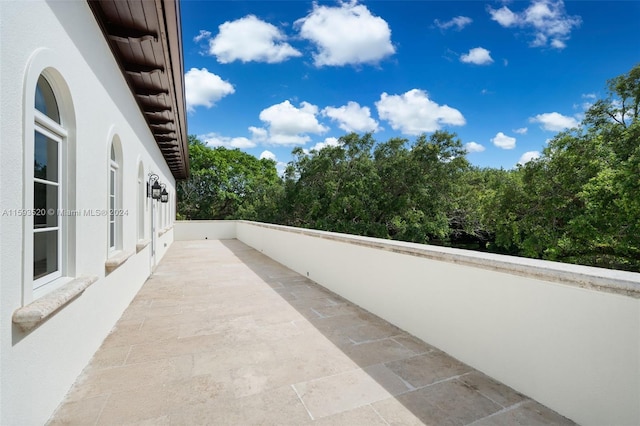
[160,184,169,203]
[147,173,162,200]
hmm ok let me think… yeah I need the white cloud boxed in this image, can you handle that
[258,100,329,145]
[200,133,256,149]
[488,0,581,49]
[577,93,597,111]
[376,89,465,135]
[322,101,380,133]
[295,1,395,66]
[194,30,211,43]
[492,132,516,149]
[209,15,301,63]
[306,137,342,154]
[184,68,235,112]
[460,47,494,65]
[518,151,541,165]
[434,16,473,31]
[259,151,287,175]
[514,127,528,134]
[489,6,519,27]
[249,126,268,142]
[530,112,579,131]
[259,150,276,161]
[465,142,485,153]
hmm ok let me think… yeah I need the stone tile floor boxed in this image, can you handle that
[48,240,575,425]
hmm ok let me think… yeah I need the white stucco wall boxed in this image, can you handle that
[0,2,175,424]
[175,220,640,426]
[174,220,237,240]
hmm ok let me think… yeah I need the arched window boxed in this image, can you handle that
[33,75,65,287]
[137,162,145,240]
[108,137,123,252]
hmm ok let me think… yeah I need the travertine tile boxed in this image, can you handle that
[385,351,472,388]
[64,354,194,402]
[470,400,575,425]
[97,375,230,425]
[363,363,414,395]
[458,371,527,409]
[168,385,310,425]
[84,344,130,371]
[392,334,437,354]
[392,379,501,425]
[312,404,388,425]
[343,338,418,366]
[125,334,225,364]
[47,394,107,426]
[370,397,428,426]
[48,240,575,425]
[100,323,181,350]
[313,313,370,330]
[293,368,394,419]
[345,322,404,343]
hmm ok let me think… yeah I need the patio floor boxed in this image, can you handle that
[48,240,575,425]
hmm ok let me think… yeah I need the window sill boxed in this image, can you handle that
[159,226,173,237]
[105,250,134,273]
[136,239,151,253]
[12,275,99,332]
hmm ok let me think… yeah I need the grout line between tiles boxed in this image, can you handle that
[93,392,111,426]
[465,399,529,425]
[291,384,315,421]
[369,403,391,426]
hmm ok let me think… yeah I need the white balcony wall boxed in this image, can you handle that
[174,220,237,241]
[175,220,640,426]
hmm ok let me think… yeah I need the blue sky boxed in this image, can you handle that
[181,0,640,172]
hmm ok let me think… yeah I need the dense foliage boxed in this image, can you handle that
[177,136,282,220]
[178,65,639,272]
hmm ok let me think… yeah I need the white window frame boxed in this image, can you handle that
[22,54,78,305]
[137,163,145,240]
[109,163,117,251]
[32,111,66,289]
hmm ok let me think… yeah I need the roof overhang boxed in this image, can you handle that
[88,0,189,179]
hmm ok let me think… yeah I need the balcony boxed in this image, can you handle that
[48,221,639,425]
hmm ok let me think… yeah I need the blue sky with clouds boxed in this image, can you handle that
[181,0,639,172]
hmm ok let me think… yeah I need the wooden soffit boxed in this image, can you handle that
[88,0,189,179]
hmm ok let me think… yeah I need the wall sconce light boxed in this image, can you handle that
[160,184,169,203]
[148,174,162,200]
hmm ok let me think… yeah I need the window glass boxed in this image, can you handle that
[33,182,58,228]
[33,74,62,284]
[109,167,116,250]
[34,131,58,181]
[35,75,60,123]
[109,222,115,248]
[33,231,58,280]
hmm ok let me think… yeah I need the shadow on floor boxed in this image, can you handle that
[48,239,575,425]
[219,239,575,425]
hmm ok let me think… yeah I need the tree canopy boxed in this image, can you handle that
[178,64,640,272]
[177,135,282,220]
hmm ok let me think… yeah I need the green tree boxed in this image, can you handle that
[281,131,469,244]
[281,133,382,235]
[487,64,640,270]
[177,136,281,220]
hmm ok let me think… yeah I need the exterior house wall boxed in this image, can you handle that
[0,2,175,424]
[175,220,640,426]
